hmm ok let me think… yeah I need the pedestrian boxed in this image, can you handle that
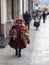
[42,11,47,23]
[23,11,31,30]
[32,10,36,19]
[34,14,40,31]
[38,11,41,22]
[9,19,28,57]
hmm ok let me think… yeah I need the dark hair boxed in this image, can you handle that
[12,26,16,29]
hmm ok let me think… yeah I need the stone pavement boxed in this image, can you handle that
[0,16,49,65]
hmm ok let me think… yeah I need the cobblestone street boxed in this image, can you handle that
[0,16,49,65]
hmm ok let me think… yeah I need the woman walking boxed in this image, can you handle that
[34,13,40,31]
[9,19,28,57]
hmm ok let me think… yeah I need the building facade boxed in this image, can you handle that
[0,0,29,37]
[0,0,34,37]
[28,0,33,14]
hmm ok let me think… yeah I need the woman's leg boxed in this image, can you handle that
[18,49,21,57]
[43,19,45,23]
[36,27,38,31]
[27,22,30,30]
[15,49,18,56]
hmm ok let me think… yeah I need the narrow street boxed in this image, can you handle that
[0,16,49,65]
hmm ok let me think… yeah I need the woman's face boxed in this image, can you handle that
[17,21,21,24]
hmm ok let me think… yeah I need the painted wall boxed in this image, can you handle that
[1,0,7,24]
[24,0,28,13]
[1,0,7,37]
[19,0,22,16]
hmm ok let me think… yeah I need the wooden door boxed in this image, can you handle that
[0,0,1,35]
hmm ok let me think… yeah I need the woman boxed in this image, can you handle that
[34,14,40,31]
[9,19,27,57]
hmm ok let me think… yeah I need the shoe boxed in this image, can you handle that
[18,54,21,57]
[27,38,30,44]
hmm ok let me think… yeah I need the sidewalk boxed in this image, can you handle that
[0,36,8,48]
[0,16,49,65]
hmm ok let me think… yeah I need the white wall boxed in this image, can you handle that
[19,0,22,16]
[24,0,28,13]
[1,0,7,38]
[1,0,7,24]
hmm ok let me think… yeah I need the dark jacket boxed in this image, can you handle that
[23,12,31,24]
